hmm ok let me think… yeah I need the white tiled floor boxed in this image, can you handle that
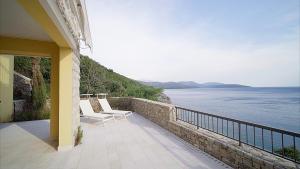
[0,113,232,169]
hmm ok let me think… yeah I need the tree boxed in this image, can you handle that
[80,56,105,94]
[31,57,47,118]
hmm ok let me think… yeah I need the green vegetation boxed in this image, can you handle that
[14,111,50,122]
[14,55,162,105]
[80,55,162,100]
[31,58,47,112]
[13,55,162,121]
[14,56,51,82]
[14,56,51,96]
[275,146,300,161]
[75,126,83,146]
[14,56,50,121]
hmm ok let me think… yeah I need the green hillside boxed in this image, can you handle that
[80,55,162,100]
[14,55,162,101]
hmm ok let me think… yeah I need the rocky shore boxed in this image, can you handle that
[157,92,171,104]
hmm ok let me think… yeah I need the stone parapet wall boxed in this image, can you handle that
[167,121,296,169]
[107,97,132,111]
[130,98,174,129]
[107,97,299,169]
[13,71,32,100]
[72,53,80,145]
[13,100,27,114]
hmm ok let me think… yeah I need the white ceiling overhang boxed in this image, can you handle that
[0,0,52,42]
[0,0,92,52]
[39,0,78,50]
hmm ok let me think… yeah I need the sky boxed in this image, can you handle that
[82,0,300,87]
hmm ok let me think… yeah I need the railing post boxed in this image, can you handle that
[208,116,210,130]
[197,113,199,129]
[175,107,178,121]
[271,130,274,153]
[293,136,296,162]
[238,123,241,146]
[281,133,284,157]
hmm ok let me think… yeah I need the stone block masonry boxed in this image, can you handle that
[72,54,80,146]
[107,97,299,169]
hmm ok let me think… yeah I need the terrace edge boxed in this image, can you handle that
[104,97,299,169]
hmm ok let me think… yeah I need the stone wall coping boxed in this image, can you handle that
[111,97,175,108]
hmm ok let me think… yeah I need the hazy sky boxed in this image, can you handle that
[82,0,300,87]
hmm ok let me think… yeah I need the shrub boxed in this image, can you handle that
[275,146,300,161]
[14,110,50,122]
[13,56,50,121]
[75,126,83,146]
[14,112,33,122]
[37,110,50,120]
[32,58,47,118]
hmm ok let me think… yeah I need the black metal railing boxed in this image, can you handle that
[175,106,300,163]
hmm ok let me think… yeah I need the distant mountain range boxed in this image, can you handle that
[140,81,251,89]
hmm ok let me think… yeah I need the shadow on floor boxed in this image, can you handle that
[0,122,13,130]
[15,120,57,149]
[81,116,101,124]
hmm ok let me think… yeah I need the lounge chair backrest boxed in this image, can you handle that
[80,100,95,116]
[98,99,112,111]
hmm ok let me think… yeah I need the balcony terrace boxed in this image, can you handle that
[1,97,299,169]
[0,113,230,169]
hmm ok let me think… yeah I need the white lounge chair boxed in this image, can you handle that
[98,99,132,118]
[80,100,115,123]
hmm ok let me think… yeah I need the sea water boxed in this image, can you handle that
[164,87,300,154]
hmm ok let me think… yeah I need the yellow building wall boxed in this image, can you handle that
[50,53,59,140]
[0,0,79,151]
[58,47,74,150]
[0,38,74,149]
[0,36,60,141]
[0,55,14,122]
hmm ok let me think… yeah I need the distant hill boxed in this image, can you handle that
[199,82,250,88]
[140,81,199,89]
[140,81,250,89]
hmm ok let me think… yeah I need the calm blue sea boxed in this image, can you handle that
[164,87,300,133]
